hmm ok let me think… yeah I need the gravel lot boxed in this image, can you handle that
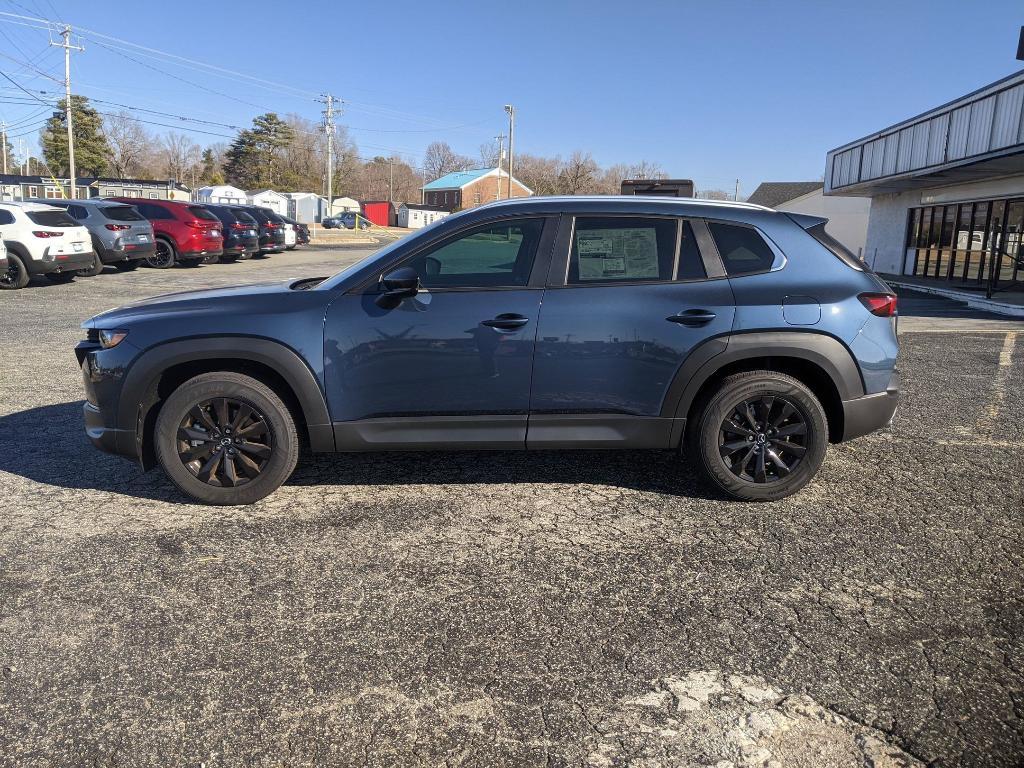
[1,252,1022,767]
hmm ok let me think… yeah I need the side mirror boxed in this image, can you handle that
[376,266,420,308]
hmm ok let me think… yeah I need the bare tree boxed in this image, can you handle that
[558,151,600,195]
[103,112,152,178]
[696,188,733,200]
[626,160,666,180]
[514,153,561,196]
[161,132,202,183]
[422,141,473,182]
[479,140,501,168]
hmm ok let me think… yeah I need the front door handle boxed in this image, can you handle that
[667,309,717,327]
[481,313,530,330]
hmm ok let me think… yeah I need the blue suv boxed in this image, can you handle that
[76,197,899,505]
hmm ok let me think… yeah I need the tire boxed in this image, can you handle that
[45,271,76,284]
[154,372,299,505]
[114,260,140,272]
[148,239,176,269]
[686,370,828,502]
[77,245,104,277]
[0,254,29,289]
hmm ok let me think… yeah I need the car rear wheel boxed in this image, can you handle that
[77,247,104,277]
[148,239,175,269]
[154,372,299,505]
[0,254,29,289]
[686,370,828,502]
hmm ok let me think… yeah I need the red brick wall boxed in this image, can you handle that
[461,176,530,209]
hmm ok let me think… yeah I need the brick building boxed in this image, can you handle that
[422,168,531,211]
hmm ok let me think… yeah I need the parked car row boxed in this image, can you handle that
[0,198,308,289]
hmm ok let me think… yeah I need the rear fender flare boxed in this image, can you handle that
[662,331,865,440]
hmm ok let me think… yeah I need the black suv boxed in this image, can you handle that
[236,205,286,255]
[203,204,260,262]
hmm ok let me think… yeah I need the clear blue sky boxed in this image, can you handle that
[1,0,1022,195]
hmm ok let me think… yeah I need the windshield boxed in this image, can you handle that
[102,205,145,222]
[26,210,78,227]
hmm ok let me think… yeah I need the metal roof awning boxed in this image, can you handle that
[825,70,1024,196]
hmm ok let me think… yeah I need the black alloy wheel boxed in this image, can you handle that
[718,395,807,483]
[148,239,175,269]
[176,397,272,488]
[0,254,29,289]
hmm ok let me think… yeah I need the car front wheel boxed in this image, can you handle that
[686,370,828,502]
[154,372,299,505]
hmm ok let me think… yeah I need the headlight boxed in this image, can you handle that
[98,329,129,349]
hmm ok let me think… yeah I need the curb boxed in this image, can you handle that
[886,279,1024,318]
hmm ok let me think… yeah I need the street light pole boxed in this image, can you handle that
[504,104,515,199]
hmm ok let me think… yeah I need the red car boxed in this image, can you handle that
[109,198,223,268]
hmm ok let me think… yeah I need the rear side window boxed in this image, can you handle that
[569,217,676,284]
[26,210,78,227]
[188,206,219,221]
[0,210,14,225]
[806,222,868,271]
[67,205,88,220]
[708,222,777,276]
[102,205,145,222]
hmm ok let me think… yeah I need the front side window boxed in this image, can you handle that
[568,216,678,284]
[708,221,777,276]
[401,217,545,289]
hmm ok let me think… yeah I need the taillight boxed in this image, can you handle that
[858,292,898,317]
[104,224,130,231]
[185,220,208,229]
[264,222,279,229]
[32,230,63,238]
[231,222,248,230]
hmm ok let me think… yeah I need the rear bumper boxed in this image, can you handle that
[101,241,155,263]
[26,250,95,275]
[840,371,900,441]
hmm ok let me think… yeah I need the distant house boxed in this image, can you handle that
[361,201,395,227]
[421,168,531,212]
[282,192,328,223]
[747,181,871,259]
[396,203,450,229]
[197,184,247,205]
[246,189,288,215]
[0,174,190,202]
[330,196,360,215]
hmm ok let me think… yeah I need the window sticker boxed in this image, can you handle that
[576,227,659,279]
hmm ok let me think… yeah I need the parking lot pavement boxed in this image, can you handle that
[1,255,1022,767]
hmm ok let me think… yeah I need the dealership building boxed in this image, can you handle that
[825,69,1024,298]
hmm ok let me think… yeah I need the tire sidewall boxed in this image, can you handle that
[0,254,29,289]
[695,374,828,501]
[154,375,298,505]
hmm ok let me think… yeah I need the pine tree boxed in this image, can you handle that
[222,113,294,189]
[40,95,111,177]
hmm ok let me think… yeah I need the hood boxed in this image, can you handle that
[84,279,301,328]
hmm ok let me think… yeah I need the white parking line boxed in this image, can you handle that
[973,331,1018,437]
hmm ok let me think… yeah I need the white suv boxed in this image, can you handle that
[0,201,94,289]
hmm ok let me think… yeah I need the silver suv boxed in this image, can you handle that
[27,198,155,276]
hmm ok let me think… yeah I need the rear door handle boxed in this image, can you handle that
[481,313,530,330]
[666,309,717,326]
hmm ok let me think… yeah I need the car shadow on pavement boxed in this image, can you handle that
[0,401,723,503]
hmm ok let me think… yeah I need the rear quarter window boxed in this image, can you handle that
[707,222,777,276]
[806,222,869,271]
[26,210,79,227]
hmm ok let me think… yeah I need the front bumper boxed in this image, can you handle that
[77,340,141,462]
[840,371,900,441]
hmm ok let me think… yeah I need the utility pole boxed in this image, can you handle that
[494,133,506,199]
[51,25,83,199]
[388,158,393,203]
[18,138,26,174]
[504,105,515,199]
[734,178,740,201]
[1,122,7,175]
[320,93,337,217]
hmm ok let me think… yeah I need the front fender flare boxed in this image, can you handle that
[117,336,334,461]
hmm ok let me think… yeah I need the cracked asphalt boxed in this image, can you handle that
[0,252,1022,767]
